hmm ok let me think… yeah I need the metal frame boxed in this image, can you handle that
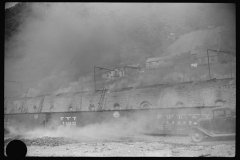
[94,66,112,91]
[207,49,234,79]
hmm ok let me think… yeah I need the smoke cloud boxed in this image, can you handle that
[5,3,235,98]
[6,111,154,142]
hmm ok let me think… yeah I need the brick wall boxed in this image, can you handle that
[4,78,235,114]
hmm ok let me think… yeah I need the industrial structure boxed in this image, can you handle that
[4,77,235,135]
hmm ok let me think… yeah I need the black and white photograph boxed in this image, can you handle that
[4,2,235,157]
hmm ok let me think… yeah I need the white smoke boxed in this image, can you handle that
[7,111,153,142]
[5,3,235,98]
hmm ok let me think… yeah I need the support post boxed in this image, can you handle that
[229,53,232,78]
[182,72,184,82]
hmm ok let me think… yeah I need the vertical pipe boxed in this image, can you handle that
[94,66,96,91]
[207,49,211,80]
[79,84,83,111]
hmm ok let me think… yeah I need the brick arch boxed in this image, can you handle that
[113,103,120,110]
[140,101,151,108]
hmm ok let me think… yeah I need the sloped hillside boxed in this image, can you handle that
[68,26,236,93]
[167,26,235,55]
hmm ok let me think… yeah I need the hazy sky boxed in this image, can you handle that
[4,3,235,98]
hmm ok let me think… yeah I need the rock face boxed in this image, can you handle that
[4,78,236,114]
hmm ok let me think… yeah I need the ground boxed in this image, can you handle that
[4,133,235,157]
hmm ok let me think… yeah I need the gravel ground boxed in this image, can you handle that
[4,133,235,157]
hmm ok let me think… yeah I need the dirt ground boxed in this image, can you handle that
[4,133,235,157]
